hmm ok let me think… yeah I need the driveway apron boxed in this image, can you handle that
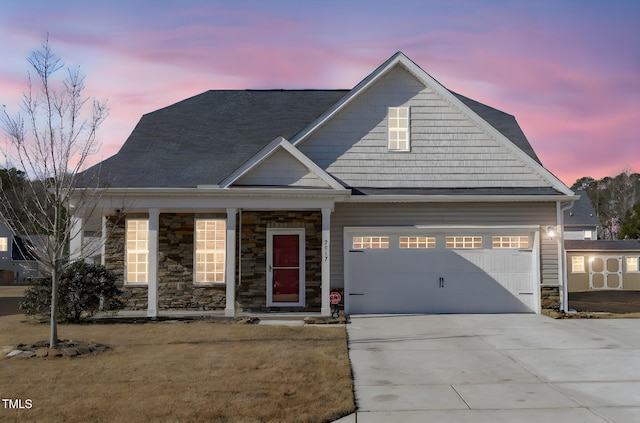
[346,314,640,423]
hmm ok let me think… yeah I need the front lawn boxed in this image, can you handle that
[0,314,355,422]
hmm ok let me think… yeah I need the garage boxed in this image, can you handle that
[345,228,539,314]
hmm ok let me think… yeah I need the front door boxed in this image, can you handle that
[267,229,305,307]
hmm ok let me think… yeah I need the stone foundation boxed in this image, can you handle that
[541,286,560,311]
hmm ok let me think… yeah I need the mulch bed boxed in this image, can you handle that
[569,290,640,313]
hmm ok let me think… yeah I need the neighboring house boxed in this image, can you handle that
[74,52,577,317]
[0,222,40,285]
[566,240,640,291]
[563,189,599,240]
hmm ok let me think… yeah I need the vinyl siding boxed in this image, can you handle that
[299,65,547,188]
[329,201,559,288]
[235,148,330,187]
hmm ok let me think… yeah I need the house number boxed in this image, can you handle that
[324,240,329,262]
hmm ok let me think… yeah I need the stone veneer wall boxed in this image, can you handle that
[105,213,228,311]
[157,213,227,310]
[237,210,322,312]
[105,215,147,310]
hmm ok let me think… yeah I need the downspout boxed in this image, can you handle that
[238,209,242,287]
[558,200,574,313]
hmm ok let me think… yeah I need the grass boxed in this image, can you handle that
[0,314,355,422]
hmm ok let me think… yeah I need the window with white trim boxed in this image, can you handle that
[0,237,7,252]
[583,230,593,239]
[126,219,149,283]
[353,236,389,249]
[626,257,639,273]
[492,236,529,249]
[400,236,435,249]
[571,256,585,273]
[388,107,409,151]
[195,219,226,283]
[446,236,482,249]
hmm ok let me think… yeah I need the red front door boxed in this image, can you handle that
[272,234,300,303]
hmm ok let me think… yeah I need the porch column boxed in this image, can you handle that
[321,208,331,316]
[69,216,83,262]
[225,208,237,317]
[147,208,159,318]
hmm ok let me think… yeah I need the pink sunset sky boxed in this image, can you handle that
[1,0,638,186]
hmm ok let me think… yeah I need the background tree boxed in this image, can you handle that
[618,202,640,240]
[0,38,108,348]
[571,167,640,239]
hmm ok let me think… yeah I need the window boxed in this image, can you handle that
[626,257,639,273]
[446,236,482,249]
[572,256,585,273]
[388,107,409,151]
[492,236,529,249]
[352,236,389,249]
[195,219,226,283]
[583,230,593,240]
[400,236,435,249]
[126,219,149,283]
[0,237,7,252]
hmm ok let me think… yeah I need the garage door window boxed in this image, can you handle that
[353,236,389,249]
[446,236,482,249]
[399,236,435,249]
[626,257,639,273]
[492,236,529,249]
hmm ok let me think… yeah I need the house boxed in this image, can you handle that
[563,189,599,240]
[566,240,640,291]
[74,52,578,317]
[0,222,40,285]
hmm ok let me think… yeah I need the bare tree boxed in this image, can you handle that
[0,37,108,348]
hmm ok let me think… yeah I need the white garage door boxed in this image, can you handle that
[347,231,537,314]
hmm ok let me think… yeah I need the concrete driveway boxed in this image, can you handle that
[343,314,640,422]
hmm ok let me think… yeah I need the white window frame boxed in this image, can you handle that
[492,236,530,249]
[0,237,7,252]
[583,230,593,240]
[194,219,226,284]
[446,236,482,249]
[626,256,639,273]
[125,219,149,284]
[388,107,410,151]
[571,256,585,273]
[352,236,390,249]
[399,236,436,249]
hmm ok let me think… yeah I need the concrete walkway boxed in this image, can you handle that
[341,314,640,422]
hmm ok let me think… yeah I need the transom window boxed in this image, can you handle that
[572,256,585,273]
[0,237,7,252]
[400,236,436,249]
[492,236,529,249]
[388,107,409,151]
[126,219,149,283]
[446,236,482,249]
[195,219,226,283]
[353,236,389,249]
[626,257,639,273]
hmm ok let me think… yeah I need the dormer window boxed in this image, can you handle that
[388,107,409,151]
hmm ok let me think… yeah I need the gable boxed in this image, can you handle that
[296,63,553,190]
[221,136,345,190]
[233,147,333,188]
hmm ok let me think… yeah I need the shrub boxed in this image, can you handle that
[20,262,124,322]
